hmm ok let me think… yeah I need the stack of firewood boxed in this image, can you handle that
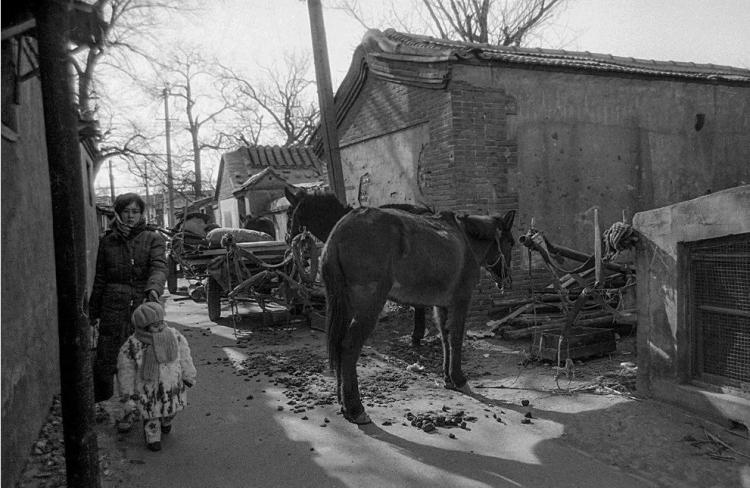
[488,225,637,340]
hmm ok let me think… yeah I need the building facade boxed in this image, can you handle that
[327,28,750,326]
[215,145,325,233]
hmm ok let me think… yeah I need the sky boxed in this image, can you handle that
[95,0,750,194]
[202,0,750,81]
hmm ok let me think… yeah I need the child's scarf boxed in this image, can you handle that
[135,321,178,382]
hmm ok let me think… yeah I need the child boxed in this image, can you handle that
[117,301,197,451]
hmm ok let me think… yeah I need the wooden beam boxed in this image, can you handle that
[33,1,101,485]
[1,19,37,40]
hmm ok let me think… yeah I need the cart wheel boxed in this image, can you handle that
[167,256,178,294]
[207,276,222,322]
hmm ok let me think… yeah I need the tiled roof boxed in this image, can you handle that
[242,145,322,171]
[216,145,325,201]
[367,29,750,84]
[236,166,287,192]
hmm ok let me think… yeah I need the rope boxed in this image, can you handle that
[290,231,319,284]
[602,222,638,260]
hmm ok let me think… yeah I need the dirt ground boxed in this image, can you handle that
[16,303,750,488]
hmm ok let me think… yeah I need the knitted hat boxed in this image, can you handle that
[131,302,164,330]
[131,302,177,382]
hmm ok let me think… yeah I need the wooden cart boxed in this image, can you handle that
[202,240,290,322]
[196,232,325,331]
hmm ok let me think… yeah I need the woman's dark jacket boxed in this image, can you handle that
[90,225,167,376]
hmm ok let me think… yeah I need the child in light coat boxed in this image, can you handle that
[117,302,197,451]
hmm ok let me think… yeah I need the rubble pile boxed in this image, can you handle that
[16,397,67,488]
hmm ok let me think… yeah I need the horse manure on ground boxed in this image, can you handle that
[404,410,479,433]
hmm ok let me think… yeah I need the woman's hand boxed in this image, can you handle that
[145,290,160,303]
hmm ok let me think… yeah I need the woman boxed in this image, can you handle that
[89,193,167,409]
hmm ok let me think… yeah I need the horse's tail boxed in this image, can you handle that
[320,239,348,374]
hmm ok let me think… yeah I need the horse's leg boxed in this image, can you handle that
[446,300,471,394]
[435,306,453,388]
[411,306,426,346]
[339,284,388,424]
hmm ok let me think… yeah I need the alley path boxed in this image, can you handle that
[93,295,656,488]
[82,292,750,488]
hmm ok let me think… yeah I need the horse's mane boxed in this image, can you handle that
[296,191,436,216]
[298,190,437,215]
[381,202,434,215]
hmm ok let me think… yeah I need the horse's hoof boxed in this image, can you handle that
[345,411,372,425]
[444,382,472,395]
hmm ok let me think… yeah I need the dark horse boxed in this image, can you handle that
[322,207,515,424]
[284,186,433,345]
[242,214,276,240]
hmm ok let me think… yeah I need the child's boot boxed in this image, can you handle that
[161,415,174,434]
[116,400,137,434]
[143,419,162,451]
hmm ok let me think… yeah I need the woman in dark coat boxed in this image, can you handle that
[90,193,167,405]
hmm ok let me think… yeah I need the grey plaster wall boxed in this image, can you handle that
[1,75,61,487]
[340,123,429,207]
[633,185,750,423]
[454,65,750,253]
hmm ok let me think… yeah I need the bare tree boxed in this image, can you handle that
[223,52,319,147]
[221,106,266,148]
[97,109,205,208]
[98,119,169,200]
[332,0,567,47]
[71,0,190,121]
[152,48,235,198]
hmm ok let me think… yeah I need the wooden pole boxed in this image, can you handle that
[594,208,602,284]
[107,159,115,203]
[307,0,346,204]
[33,0,101,485]
[163,87,175,228]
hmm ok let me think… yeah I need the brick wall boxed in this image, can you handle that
[339,74,525,330]
[447,81,522,328]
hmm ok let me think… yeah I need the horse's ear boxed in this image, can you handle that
[502,210,516,230]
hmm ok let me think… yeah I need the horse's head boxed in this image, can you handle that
[285,187,350,244]
[460,210,516,291]
[285,186,308,243]
[487,210,516,290]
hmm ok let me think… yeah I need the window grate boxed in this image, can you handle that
[698,309,750,383]
[690,235,750,389]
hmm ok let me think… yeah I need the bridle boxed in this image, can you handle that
[484,229,512,291]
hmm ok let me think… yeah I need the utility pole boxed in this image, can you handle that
[34,0,100,485]
[107,159,115,203]
[307,0,346,204]
[163,87,175,228]
[143,164,150,223]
